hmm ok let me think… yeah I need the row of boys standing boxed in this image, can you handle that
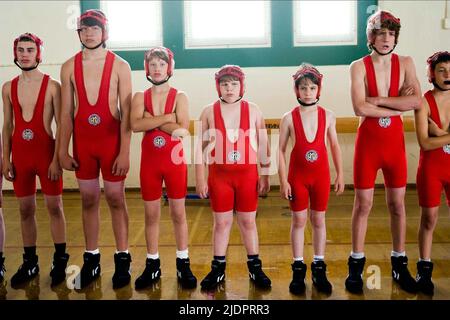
[0,9,448,296]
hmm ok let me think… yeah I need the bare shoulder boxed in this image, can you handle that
[49,78,61,90]
[397,54,414,63]
[322,107,336,118]
[350,58,365,68]
[2,80,12,95]
[248,101,263,116]
[176,90,189,101]
[61,55,75,73]
[280,110,293,127]
[133,91,144,100]
[281,110,292,122]
[324,108,337,128]
[350,58,365,74]
[200,103,214,119]
[114,55,131,72]
[398,55,416,69]
[420,95,430,113]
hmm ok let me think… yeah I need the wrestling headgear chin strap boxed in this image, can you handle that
[292,64,323,107]
[215,65,245,103]
[14,33,43,71]
[144,47,175,85]
[427,51,450,91]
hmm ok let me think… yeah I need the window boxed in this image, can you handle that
[100,1,162,50]
[81,0,377,70]
[184,0,271,49]
[293,0,357,46]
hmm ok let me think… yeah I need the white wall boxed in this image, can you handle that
[0,1,448,190]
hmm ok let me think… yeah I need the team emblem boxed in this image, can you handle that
[22,129,34,141]
[305,150,318,163]
[228,150,241,162]
[88,114,101,126]
[153,136,166,148]
[443,144,450,155]
[378,117,391,128]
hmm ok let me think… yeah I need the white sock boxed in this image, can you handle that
[293,257,304,262]
[115,250,129,254]
[313,255,324,262]
[391,251,406,257]
[147,253,159,260]
[85,249,100,255]
[419,258,431,262]
[351,251,365,259]
[176,249,189,259]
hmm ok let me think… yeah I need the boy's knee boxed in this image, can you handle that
[310,215,325,229]
[215,219,233,231]
[387,200,404,216]
[19,203,36,219]
[238,218,256,231]
[292,217,307,229]
[171,211,187,225]
[421,212,438,230]
[81,193,100,210]
[355,199,373,215]
[105,190,125,209]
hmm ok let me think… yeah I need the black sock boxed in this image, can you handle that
[213,256,226,263]
[54,243,66,256]
[0,252,3,259]
[24,246,37,258]
[247,254,259,261]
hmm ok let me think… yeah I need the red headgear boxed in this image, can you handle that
[292,64,323,100]
[215,65,245,98]
[144,46,175,79]
[14,33,43,65]
[77,9,109,43]
[366,10,401,47]
[426,51,450,83]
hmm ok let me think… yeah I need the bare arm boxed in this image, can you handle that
[51,80,62,164]
[278,113,291,199]
[159,91,190,138]
[47,80,64,181]
[117,60,132,158]
[253,104,270,196]
[58,59,78,170]
[371,57,422,111]
[195,107,211,199]
[326,111,344,195]
[350,61,402,117]
[130,92,175,132]
[415,97,450,151]
[255,105,270,176]
[2,82,15,181]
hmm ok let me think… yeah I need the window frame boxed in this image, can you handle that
[293,0,358,47]
[80,0,377,70]
[183,0,272,49]
[99,0,163,51]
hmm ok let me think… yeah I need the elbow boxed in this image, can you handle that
[418,140,432,151]
[130,121,141,133]
[420,144,431,151]
[412,97,422,110]
[173,127,190,138]
[354,107,366,117]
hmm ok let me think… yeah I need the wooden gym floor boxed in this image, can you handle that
[0,187,449,300]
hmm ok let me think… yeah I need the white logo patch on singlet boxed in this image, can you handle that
[305,150,318,163]
[88,114,101,126]
[378,117,391,128]
[153,136,166,148]
[443,144,450,155]
[228,150,241,163]
[22,129,34,141]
